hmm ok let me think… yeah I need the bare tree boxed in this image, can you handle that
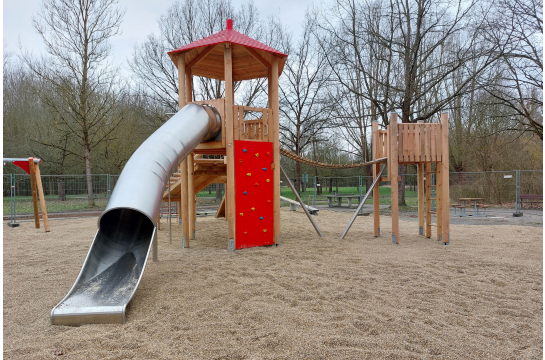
[317,0,500,204]
[482,0,543,139]
[130,0,287,126]
[23,0,125,207]
[279,13,337,193]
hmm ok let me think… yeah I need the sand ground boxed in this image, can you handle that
[3,209,543,359]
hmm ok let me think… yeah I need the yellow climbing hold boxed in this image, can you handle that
[240,213,243,216]
[263,229,267,233]
[251,207,255,211]
[255,153,259,157]
[246,173,251,176]
[266,179,270,182]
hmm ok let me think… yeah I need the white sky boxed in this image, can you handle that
[3,0,311,69]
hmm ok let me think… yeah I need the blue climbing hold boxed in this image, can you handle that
[262,168,267,171]
[243,191,247,195]
[260,217,263,220]
[243,149,247,152]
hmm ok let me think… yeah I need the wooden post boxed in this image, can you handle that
[436,160,442,241]
[178,54,189,247]
[224,43,236,250]
[28,158,40,229]
[425,162,432,238]
[269,59,281,245]
[188,153,195,240]
[417,163,424,235]
[441,113,450,244]
[389,114,399,244]
[372,120,380,237]
[34,163,50,232]
[417,120,424,236]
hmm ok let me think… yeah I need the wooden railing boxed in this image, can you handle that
[233,105,272,142]
[397,123,442,163]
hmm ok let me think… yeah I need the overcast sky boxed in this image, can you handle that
[4,0,311,68]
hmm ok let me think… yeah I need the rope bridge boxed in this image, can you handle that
[280,148,387,169]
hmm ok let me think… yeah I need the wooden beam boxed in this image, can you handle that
[188,153,195,240]
[178,54,189,248]
[178,55,186,108]
[372,121,380,237]
[28,158,40,229]
[440,113,450,244]
[269,59,281,246]
[243,46,271,70]
[225,43,236,250]
[215,194,226,218]
[185,45,215,71]
[34,162,50,232]
[390,114,399,244]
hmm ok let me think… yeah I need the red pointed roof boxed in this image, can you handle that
[167,19,287,81]
[167,19,287,58]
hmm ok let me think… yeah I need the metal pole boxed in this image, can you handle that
[8,174,19,228]
[107,174,111,198]
[168,181,172,244]
[280,166,323,237]
[341,165,385,239]
[313,176,317,207]
[513,170,522,217]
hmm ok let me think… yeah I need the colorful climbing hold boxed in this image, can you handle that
[247,173,251,176]
[240,213,244,216]
[262,168,267,171]
[263,229,267,233]
[260,217,263,220]
[266,179,270,183]
[255,153,259,157]
[255,183,259,186]
[266,152,270,156]
[267,200,271,204]
[244,232,248,235]
[243,149,247,152]
[251,207,255,211]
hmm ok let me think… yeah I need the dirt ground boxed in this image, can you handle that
[3,208,543,359]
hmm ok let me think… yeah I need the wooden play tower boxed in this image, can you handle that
[370,113,450,245]
[163,19,287,251]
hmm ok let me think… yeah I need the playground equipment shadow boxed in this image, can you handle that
[3,208,542,359]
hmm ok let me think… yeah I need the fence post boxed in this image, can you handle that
[513,169,522,217]
[313,176,317,207]
[107,174,111,199]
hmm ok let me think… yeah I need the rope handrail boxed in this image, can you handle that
[280,148,387,169]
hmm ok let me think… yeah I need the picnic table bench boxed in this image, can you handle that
[520,194,543,208]
[324,194,362,209]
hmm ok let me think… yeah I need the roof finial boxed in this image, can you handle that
[226,19,233,30]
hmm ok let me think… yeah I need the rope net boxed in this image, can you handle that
[280,148,387,169]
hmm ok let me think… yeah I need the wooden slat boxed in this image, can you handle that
[430,124,437,162]
[34,162,50,232]
[398,124,404,163]
[404,124,410,162]
[436,123,442,161]
[420,123,425,161]
[414,123,421,162]
[408,124,414,162]
[215,194,226,218]
[270,59,281,245]
[440,113,450,243]
[424,124,430,162]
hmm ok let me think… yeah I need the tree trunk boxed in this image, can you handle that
[58,175,66,201]
[84,144,95,207]
[295,160,301,194]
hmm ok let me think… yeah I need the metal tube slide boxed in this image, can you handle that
[51,103,221,326]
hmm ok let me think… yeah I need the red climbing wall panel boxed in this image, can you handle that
[235,140,274,249]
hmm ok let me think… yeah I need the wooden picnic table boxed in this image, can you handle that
[457,198,485,216]
[324,194,362,209]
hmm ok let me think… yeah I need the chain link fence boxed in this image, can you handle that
[3,170,542,216]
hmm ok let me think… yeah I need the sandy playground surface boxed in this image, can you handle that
[3,208,543,359]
